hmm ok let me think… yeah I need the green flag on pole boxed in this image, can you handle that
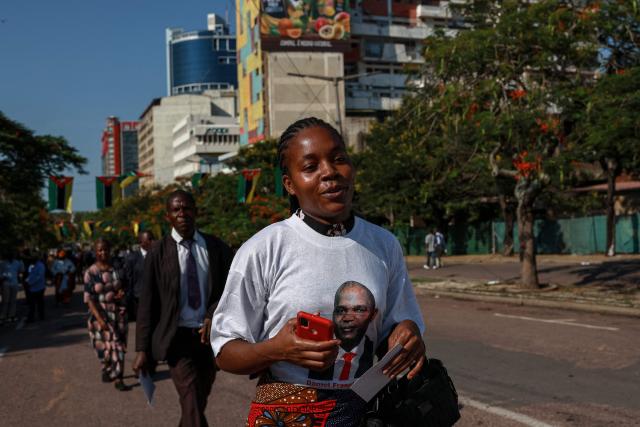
[96,176,121,209]
[48,176,73,212]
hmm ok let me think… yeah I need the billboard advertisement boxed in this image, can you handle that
[260,0,351,51]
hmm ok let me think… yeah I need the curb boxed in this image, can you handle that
[413,287,640,318]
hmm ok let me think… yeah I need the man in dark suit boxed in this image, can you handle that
[133,190,233,427]
[309,281,378,381]
[122,230,155,321]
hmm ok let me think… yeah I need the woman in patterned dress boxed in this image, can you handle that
[84,238,130,391]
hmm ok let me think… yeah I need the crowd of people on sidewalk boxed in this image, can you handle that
[0,246,93,325]
[3,117,432,427]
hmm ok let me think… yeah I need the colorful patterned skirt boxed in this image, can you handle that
[87,303,128,380]
[247,376,366,427]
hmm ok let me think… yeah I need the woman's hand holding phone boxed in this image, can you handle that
[269,317,340,371]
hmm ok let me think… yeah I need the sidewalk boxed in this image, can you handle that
[406,254,640,317]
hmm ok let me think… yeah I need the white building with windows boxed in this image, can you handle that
[173,112,240,179]
[138,90,239,187]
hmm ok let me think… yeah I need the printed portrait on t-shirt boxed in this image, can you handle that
[308,281,378,384]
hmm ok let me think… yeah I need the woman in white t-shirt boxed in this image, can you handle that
[211,117,426,426]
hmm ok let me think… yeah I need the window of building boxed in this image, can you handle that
[218,56,236,64]
[364,41,383,58]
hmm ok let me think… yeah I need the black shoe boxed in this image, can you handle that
[114,380,132,391]
[101,371,111,383]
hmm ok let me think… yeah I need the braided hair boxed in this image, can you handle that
[277,117,345,213]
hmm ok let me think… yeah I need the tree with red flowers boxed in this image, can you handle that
[418,0,603,288]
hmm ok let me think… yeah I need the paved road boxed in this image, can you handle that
[1,287,638,426]
[423,296,640,426]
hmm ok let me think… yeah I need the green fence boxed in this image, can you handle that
[392,213,640,255]
[494,213,640,254]
[391,222,491,256]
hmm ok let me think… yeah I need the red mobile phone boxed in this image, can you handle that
[296,312,334,341]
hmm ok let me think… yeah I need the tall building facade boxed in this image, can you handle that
[237,0,351,145]
[166,14,238,96]
[343,1,458,148]
[101,117,140,196]
[138,91,239,188]
[173,90,240,179]
[236,1,457,147]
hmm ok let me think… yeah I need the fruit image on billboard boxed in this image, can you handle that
[260,0,350,51]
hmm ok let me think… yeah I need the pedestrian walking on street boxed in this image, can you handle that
[51,249,76,305]
[434,228,446,269]
[84,238,130,391]
[133,190,233,427]
[212,117,426,426]
[122,230,155,322]
[25,252,46,322]
[0,252,25,325]
[424,229,436,269]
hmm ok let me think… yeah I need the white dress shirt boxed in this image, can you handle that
[171,228,209,328]
[333,335,369,383]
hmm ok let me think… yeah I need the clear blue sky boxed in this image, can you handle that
[0,0,235,211]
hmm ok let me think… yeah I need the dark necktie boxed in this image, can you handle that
[180,239,201,310]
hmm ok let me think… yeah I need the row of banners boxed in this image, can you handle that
[48,168,284,213]
[51,219,165,242]
[48,171,147,213]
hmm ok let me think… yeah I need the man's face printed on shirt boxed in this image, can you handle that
[332,282,377,352]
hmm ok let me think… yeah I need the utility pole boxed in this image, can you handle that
[286,72,380,137]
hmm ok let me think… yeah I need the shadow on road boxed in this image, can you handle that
[1,296,89,354]
[572,260,640,289]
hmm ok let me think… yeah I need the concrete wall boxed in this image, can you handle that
[265,51,345,139]
[343,115,375,151]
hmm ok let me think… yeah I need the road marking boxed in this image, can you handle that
[494,313,619,331]
[460,396,555,427]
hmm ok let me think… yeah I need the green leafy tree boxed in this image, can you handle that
[574,0,640,255]
[75,140,288,251]
[417,0,603,287]
[574,67,640,255]
[0,111,86,254]
[354,87,494,229]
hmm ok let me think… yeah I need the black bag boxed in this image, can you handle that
[364,358,460,427]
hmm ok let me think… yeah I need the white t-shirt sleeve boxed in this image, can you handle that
[210,251,269,357]
[381,238,426,340]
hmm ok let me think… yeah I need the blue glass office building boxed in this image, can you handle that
[166,14,237,96]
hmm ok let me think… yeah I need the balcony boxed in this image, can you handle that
[346,96,403,111]
[351,21,432,40]
[354,73,408,88]
[416,4,452,19]
[362,42,424,64]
